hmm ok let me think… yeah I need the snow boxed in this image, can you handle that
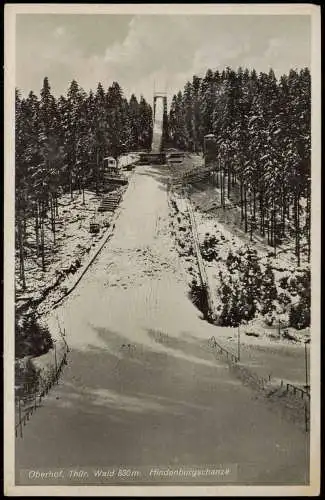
[16,154,139,319]
[118,153,140,168]
[16,156,310,419]
[15,154,140,387]
[15,165,310,478]
[170,182,310,347]
[194,212,310,344]
[16,189,115,314]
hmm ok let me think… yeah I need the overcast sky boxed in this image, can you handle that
[16,14,311,103]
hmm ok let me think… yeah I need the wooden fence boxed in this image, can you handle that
[283,381,310,399]
[208,336,238,364]
[15,340,69,439]
[208,334,310,431]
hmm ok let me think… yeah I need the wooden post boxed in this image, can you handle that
[237,326,241,362]
[18,399,23,438]
[305,401,308,433]
[304,341,309,390]
[54,341,58,376]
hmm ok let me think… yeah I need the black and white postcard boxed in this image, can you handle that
[4,3,321,496]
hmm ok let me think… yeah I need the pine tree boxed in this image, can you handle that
[168,91,186,150]
[128,94,140,150]
[106,81,128,159]
[138,96,153,150]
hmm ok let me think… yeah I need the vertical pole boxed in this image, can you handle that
[305,341,308,389]
[237,326,240,362]
[305,401,308,433]
[273,209,277,257]
[278,319,281,339]
[18,399,23,438]
[54,342,58,380]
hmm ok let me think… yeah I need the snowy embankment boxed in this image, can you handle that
[169,189,310,388]
[15,155,137,389]
[168,193,200,288]
[16,153,137,318]
[16,189,117,317]
[14,186,116,393]
[193,209,310,344]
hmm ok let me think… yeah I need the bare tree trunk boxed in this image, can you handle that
[50,197,52,231]
[249,190,252,219]
[23,208,27,243]
[51,193,56,245]
[55,193,59,217]
[232,169,236,187]
[240,182,244,221]
[216,159,220,188]
[306,187,311,263]
[35,203,39,257]
[270,202,275,248]
[272,203,277,256]
[282,188,286,237]
[96,149,99,195]
[260,188,264,235]
[70,169,73,201]
[296,194,300,267]
[18,217,26,290]
[222,165,226,209]
[41,201,45,272]
[244,187,248,232]
[220,165,224,208]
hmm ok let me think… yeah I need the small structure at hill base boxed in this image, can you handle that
[203,134,217,168]
[102,156,128,186]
